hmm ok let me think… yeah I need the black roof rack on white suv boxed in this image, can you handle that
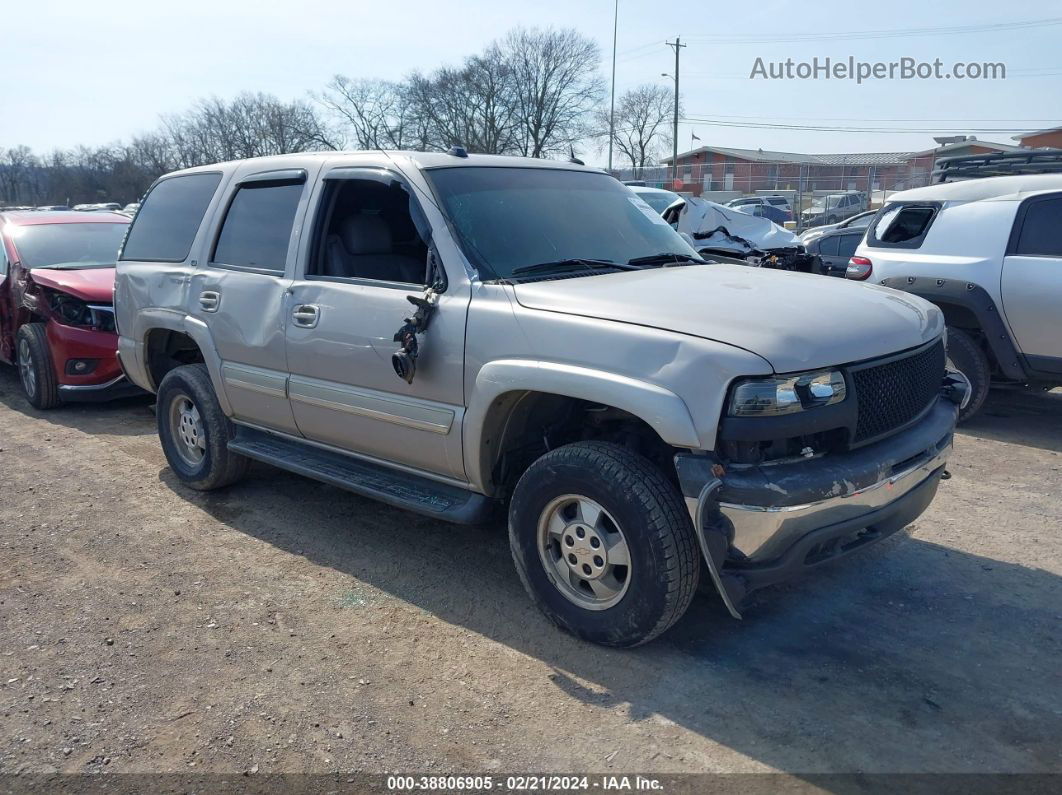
[933,149,1062,182]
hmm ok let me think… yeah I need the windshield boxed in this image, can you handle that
[635,190,682,214]
[9,222,128,269]
[426,167,699,280]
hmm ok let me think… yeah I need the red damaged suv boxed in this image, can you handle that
[0,211,142,408]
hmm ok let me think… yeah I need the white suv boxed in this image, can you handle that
[849,173,1062,420]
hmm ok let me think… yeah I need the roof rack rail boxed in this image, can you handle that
[933,149,1062,182]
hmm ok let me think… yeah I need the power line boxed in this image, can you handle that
[679,116,1038,134]
[682,113,1062,124]
[680,17,1062,44]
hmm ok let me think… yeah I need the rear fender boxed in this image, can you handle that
[128,310,231,414]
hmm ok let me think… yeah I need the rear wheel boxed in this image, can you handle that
[16,323,60,410]
[157,364,249,490]
[946,327,990,422]
[509,441,700,647]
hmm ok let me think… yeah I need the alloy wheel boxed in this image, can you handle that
[537,494,632,611]
[18,338,36,399]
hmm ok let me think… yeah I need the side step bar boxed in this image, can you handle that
[228,426,495,524]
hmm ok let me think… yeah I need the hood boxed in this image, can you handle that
[512,264,942,373]
[29,267,116,302]
[677,197,799,253]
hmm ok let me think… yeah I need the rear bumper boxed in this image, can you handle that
[676,397,958,617]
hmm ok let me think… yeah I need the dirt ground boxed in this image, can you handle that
[0,364,1059,778]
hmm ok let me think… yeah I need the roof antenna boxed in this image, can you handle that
[568,146,584,166]
[448,145,468,158]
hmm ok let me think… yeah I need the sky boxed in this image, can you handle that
[7,0,1061,165]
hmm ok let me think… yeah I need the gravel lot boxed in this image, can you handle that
[1,365,1059,777]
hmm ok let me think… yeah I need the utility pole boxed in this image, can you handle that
[607,0,618,173]
[665,37,685,183]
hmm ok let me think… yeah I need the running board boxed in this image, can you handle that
[228,427,494,524]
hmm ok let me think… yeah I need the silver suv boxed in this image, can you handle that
[115,151,961,647]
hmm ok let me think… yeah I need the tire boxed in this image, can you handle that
[16,323,60,410]
[509,441,700,647]
[156,363,249,490]
[945,327,990,422]
[826,215,838,225]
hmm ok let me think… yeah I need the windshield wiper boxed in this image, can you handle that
[625,252,706,267]
[510,258,638,278]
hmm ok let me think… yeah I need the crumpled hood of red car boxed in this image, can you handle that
[30,268,115,303]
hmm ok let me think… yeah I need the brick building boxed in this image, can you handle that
[652,138,1024,197]
[1013,125,1062,149]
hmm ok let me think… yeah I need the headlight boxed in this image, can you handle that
[728,370,847,417]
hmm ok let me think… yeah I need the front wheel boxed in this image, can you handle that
[157,364,249,490]
[509,441,700,647]
[16,323,60,410]
[945,327,990,422]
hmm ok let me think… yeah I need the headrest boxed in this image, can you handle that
[340,214,391,255]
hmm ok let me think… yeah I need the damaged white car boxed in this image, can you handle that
[662,196,822,273]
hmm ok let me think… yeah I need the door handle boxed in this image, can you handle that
[199,290,220,312]
[292,304,320,328]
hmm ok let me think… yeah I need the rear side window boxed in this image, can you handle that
[868,203,939,249]
[1010,195,1062,257]
[212,181,304,273]
[836,233,861,258]
[816,236,839,256]
[120,173,222,262]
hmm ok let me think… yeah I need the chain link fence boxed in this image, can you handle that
[611,158,936,231]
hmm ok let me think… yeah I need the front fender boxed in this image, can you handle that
[464,359,701,494]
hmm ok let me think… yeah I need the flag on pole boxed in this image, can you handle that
[691,131,701,142]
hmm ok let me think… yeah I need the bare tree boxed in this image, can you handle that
[317,77,413,150]
[502,27,605,158]
[597,84,674,169]
[405,47,521,154]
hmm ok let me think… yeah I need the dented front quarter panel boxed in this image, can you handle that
[462,280,773,492]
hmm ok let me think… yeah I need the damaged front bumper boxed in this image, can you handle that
[58,375,145,402]
[676,397,958,618]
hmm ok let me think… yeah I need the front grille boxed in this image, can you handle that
[851,340,944,443]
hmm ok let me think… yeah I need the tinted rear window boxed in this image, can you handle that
[868,203,939,249]
[836,233,861,258]
[211,182,303,272]
[1012,196,1062,257]
[120,173,222,262]
[816,236,839,256]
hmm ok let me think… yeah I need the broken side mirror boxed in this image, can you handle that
[391,292,439,384]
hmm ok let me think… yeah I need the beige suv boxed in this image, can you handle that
[115,151,961,646]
